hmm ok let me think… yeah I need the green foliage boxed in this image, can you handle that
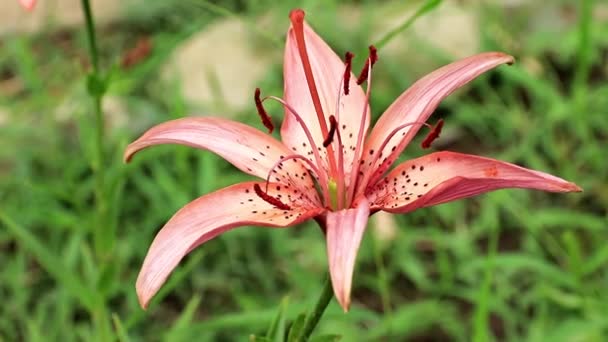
[1,0,606,341]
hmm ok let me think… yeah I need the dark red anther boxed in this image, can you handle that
[356,45,378,85]
[421,119,444,149]
[323,115,337,147]
[254,184,291,210]
[254,88,274,133]
[343,51,354,95]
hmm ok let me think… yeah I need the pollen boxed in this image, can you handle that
[343,51,354,95]
[323,115,338,147]
[356,45,378,85]
[254,88,274,133]
[421,119,444,149]
[253,184,291,210]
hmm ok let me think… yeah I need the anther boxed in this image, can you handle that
[253,184,291,210]
[255,88,274,133]
[343,52,354,95]
[356,45,378,85]
[323,115,338,147]
[421,119,444,149]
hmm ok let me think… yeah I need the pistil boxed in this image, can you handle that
[289,9,339,179]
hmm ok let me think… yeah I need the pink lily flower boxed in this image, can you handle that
[124,9,581,311]
[18,0,36,11]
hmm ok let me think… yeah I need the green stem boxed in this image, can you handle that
[472,227,498,342]
[80,0,107,256]
[296,276,334,341]
[374,0,443,50]
[573,0,593,139]
[81,0,104,169]
[80,0,110,339]
[81,0,99,73]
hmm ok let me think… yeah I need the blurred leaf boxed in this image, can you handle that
[0,212,97,311]
[266,296,290,342]
[112,314,132,342]
[308,334,342,342]
[287,313,306,342]
[163,295,202,342]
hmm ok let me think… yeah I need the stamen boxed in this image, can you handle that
[356,45,378,85]
[323,115,338,147]
[264,154,323,193]
[254,184,291,210]
[263,95,330,205]
[255,88,274,133]
[347,56,374,205]
[421,119,444,149]
[357,121,439,195]
[354,121,431,200]
[343,52,354,95]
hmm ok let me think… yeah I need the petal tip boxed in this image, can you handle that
[136,274,155,310]
[123,145,135,163]
[332,283,351,313]
[564,182,583,192]
[339,299,351,313]
[123,140,144,163]
[485,51,515,65]
[136,287,151,310]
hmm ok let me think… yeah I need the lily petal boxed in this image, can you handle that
[283,20,369,171]
[19,0,36,11]
[124,117,305,180]
[136,181,325,308]
[360,52,514,189]
[326,197,370,311]
[366,151,582,213]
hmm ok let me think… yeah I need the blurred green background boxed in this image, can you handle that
[1,0,606,341]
